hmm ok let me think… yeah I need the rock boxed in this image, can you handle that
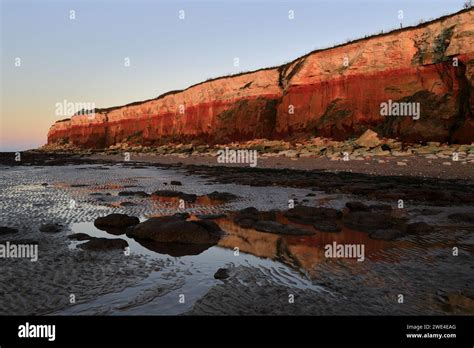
[448,213,474,223]
[369,204,392,212]
[406,222,433,234]
[214,268,230,280]
[0,226,18,235]
[369,229,402,241]
[94,214,140,229]
[396,161,407,166]
[119,201,137,207]
[78,237,128,251]
[135,239,215,257]
[39,223,63,233]
[152,190,197,203]
[67,233,93,241]
[128,217,222,244]
[354,129,381,148]
[345,201,370,212]
[254,221,315,235]
[173,212,190,220]
[196,214,227,220]
[284,206,341,224]
[170,181,182,186]
[118,191,150,197]
[343,212,405,233]
[313,221,341,233]
[205,191,238,202]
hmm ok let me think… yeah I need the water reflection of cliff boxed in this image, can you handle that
[216,216,405,277]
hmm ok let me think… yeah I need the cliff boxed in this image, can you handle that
[47,9,474,148]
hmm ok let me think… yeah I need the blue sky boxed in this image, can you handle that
[0,0,467,151]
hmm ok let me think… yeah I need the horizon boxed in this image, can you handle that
[0,0,468,151]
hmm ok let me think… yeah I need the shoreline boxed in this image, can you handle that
[2,150,473,181]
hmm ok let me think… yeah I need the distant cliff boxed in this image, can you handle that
[47,9,474,148]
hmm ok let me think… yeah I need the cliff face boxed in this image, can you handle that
[47,9,474,147]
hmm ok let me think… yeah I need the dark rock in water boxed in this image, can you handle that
[345,201,370,212]
[128,216,222,244]
[119,201,137,207]
[134,238,215,257]
[205,191,238,202]
[41,183,48,186]
[254,221,315,235]
[118,191,150,197]
[214,268,230,280]
[192,220,223,234]
[173,212,190,220]
[94,214,139,229]
[345,202,391,212]
[285,206,341,224]
[196,214,227,220]
[343,212,405,233]
[406,222,433,234]
[39,223,63,233]
[0,226,18,235]
[313,221,341,232]
[152,190,197,203]
[67,233,92,241]
[369,204,392,211]
[70,184,88,187]
[78,237,128,251]
[170,181,182,186]
[233,207,277,228]
[448,213,474,223]
[369,229,402,241]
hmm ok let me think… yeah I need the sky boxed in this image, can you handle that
[0,0,468,151]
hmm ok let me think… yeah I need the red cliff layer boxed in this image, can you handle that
[47,9,474,147]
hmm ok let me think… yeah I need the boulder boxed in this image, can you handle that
[67,233,93,241]
[205,191,239,202]
[78,237,128,251]
[196,214,227,220]
[128,217,222,244]
[343,212,405,233]
[214,268,230,280]
[354,129,381,148]
[284,206,341,224]
[94,214,140,229]
[0,226,18,235]
[118,191,150,197]
[39,223,63,233]
[152,190,197,203]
